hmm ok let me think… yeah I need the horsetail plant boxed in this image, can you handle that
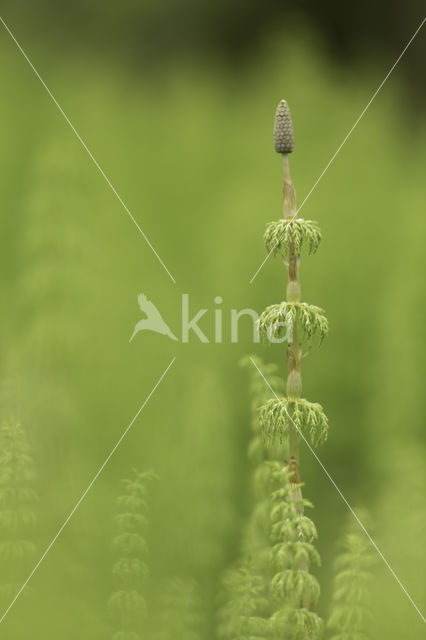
[216,359,285,640]
[268,462,322,638]
[0,420,38,607]
[240,356,285,468]
[218,561,270,640]
[258,100,328,457]
[109,469,155,640]
[258,98,329,464]
[256,100,329,636]
[239,357,285,574]
[327,510,375,640]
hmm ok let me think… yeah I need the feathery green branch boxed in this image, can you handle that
[109,470,155,640]
[264,218,321,259]
[260,398,328,448]
[258,302,328,345]
[218,561,271,640]
[328,511,375,640]
[156,578,201,640]
[0,420,38,605]
[268,463,323,640]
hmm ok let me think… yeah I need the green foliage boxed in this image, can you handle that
[240,356,285,425]
[109,470,155,639]
[216,363,287,639]
[268,463,323,639]
[218,561,270,640]
[258,302,328,344]
[156,578,201,640]
[239,460,274,577]
[0,420,38,604]
[113,558,148,588]
[260,397,328,447]
[109,590,147,619]
[328,512,374,640]
[270,608,324,639]
[240,356,285,464]
[264,218,321,259]
[271,568,320,603]
[239,358,286,574]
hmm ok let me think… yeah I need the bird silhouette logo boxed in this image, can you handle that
[129,294,178,343]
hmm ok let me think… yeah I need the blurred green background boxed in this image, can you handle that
[0,3,425,639]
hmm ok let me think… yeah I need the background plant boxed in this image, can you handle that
[239,356,285,569]
[0,420,38,609]
[218,560,270,640]
[216,358,287,640]
[327,510,375,640]
[154,577,202,640]
[109,469,155,640]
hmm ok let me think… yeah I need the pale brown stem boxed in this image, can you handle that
[282,154,301,465]
[282,154,312,618]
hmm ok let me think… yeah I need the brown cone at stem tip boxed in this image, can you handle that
[274,99,294,154]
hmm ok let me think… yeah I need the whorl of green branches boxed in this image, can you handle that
[109,590,147,621]
[271,608,324,639]
[0,420,38,602]
[264,218,321,259]
[260,398,328,447]
[109,470,155,640]
[328,512,374,640]
[271,569,320,604]
[258,302,328,344]
[217,562,270,640]
[113,558,149,588]
[268,463,323,640]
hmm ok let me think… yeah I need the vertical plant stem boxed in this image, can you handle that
[282,154,302,469]
[281,122,311,621]
[261,99,327,637]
